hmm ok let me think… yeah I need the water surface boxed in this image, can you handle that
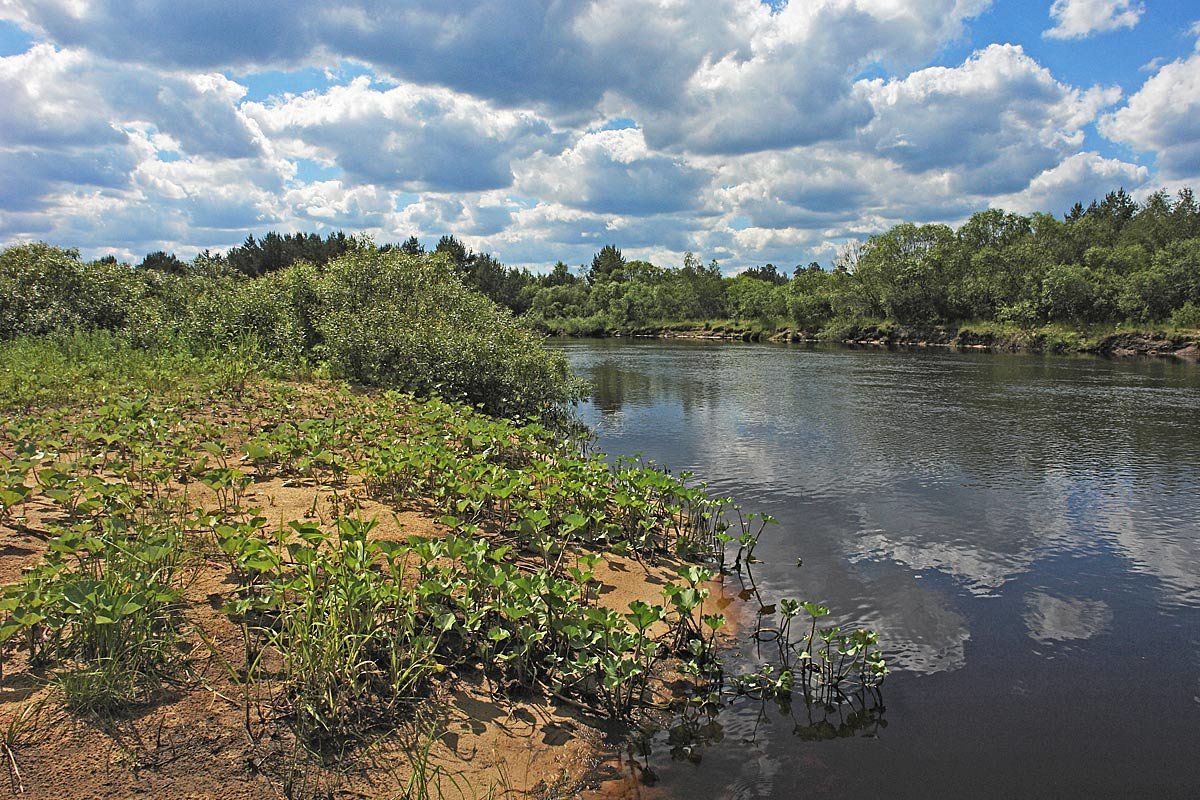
[561,339,1200,799]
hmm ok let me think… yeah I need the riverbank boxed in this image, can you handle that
[551,321,1200,361]
[0,361,751,799]
[772,324,1200,360]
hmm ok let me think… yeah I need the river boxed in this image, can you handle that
[558,339,1200,799]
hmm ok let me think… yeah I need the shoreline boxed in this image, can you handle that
[0,378,758,800]
[550,324,1200,361]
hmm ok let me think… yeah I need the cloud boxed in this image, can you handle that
[454,199,705,269]
[710,148,876,234]
[517,128,710,215]
[633,0,990,154]
[0,0,758,116]
[709,144,984,236]
[1099,51,1200,180]
[857,44,1121,195]
[0,44,264,159]
[245,77,560,192]
[391,192,519,239]
[0,49,131,216]
[0,146,138,211]
[0,42,273,224]
[992,152,1149,214]
[1044,0,1144,40]
[277,181,396,231]
[0,100,290,251]
[4,0,986,153]
[0,1,310,70]
[0,45,125,150]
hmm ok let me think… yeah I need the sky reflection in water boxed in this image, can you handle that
[562,340,1200,799]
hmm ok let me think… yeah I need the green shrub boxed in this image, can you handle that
[0,244,142,339]
[996,299,1041,329]
[1169,301,1200,331]
[0,243,580,419]
[131,268,243,350]
[314,250,580,417]
[222,262,320,366]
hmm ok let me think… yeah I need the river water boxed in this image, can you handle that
[558,339,1200,799]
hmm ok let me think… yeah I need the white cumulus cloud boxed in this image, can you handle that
[992,152,1149,214]
[517,128,711,216]
[857,44,1122,195]
[1044,0,1144,40]
[1099,49,1200,180]
[245,77,561,192]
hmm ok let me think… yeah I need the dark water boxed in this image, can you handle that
[559,339,1200,799]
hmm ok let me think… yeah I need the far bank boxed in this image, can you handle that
[544,320,1200,361]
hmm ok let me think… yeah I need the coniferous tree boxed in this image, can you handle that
[588,245,625,284]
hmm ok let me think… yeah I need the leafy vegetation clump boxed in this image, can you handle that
[0,243,145,341]
[310,250,580,417]
[221,517,444,745]
[0,243,578,419]
[1,518,186,713]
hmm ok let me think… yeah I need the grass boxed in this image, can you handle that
[0,332,212,411]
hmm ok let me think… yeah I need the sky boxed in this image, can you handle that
[1,0,1198,272]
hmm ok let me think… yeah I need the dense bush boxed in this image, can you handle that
[222,261,321,366]
[312,250,579,417]
[1171,301,1200,330]
[0,243,142,340]
[0,243,578,419]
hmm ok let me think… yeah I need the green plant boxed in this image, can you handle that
[731,510,775,571]
[0,455,32,523]
[0,518,186,713]
[1169,301,1200,330]
[740,595,887,707]
[214,333,262,398]
[662,565,715,655]
[237,516,445,747]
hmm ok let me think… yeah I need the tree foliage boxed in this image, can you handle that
[520,187,1200,334]
[0,243,577,418]
[8,184,1199,361]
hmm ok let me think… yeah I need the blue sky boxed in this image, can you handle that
[1,0,1198,271]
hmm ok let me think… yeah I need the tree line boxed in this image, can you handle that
[37,185,1200,339]
[519,188,1200,334]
